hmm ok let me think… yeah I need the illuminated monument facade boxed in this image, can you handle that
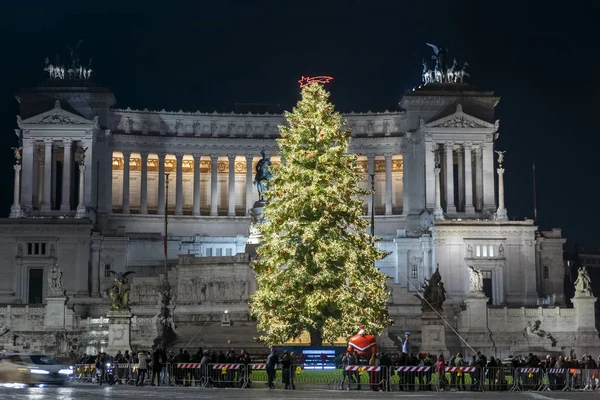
[0,47,598,357]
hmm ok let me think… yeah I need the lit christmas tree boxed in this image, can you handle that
[249,77,391,346]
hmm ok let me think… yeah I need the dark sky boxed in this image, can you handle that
[1,1,598,248]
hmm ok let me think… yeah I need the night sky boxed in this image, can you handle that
[1,1,598,248]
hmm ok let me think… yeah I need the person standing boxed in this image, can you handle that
[137,350,148,386]
[151,347,162,386]
[401,332,412,355]
[266,348,278,389]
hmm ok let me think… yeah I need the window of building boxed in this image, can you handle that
[489,246,494,257]
[216,248,223,257]
[104,264,111,278]
[206,248,213,257]
[482,246,488,257]
[28,269,44,304]
[476,246,481,257]
[482,270,493,304]
[225,248,233,256]
[411,264,418,279]
[543,265,549,279]
[26,242,47,256]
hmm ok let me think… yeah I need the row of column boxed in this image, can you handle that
[17,138,91,214]
[119,152,254,216]
[429,141,495,214]
[115,152,397,216]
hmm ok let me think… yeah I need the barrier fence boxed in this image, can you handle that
[72,363,600,391]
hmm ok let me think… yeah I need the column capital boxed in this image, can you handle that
[43,138,54,147]
[122,150,132,159]
[383,152,393,159]
[139,151,149,158]
[464,141,473,151]
[434,166,441,174]
[174,152,184,160]
[63,138,73,146]
[244,153,254,161]
[497,167,505,175]
[210,153,219,161]
[79,164,86,172]
[157,151,167,159]
[23,138,36,148]
[192,153,201,161]
[227,154,237,161]
[14,164,22,172]
[444,141,454,150]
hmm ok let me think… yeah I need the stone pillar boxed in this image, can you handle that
[475,145,483,211]
[444,141,455,213]
[482,141,496,210]
[42,140,54,212]
[433,166,444,220]
[496,166,508,221]
[175,153,183,215]
[90,234,102,297]
[44,297,72,329]
[139,152,149,214]
[60,138,73,211]
[105,149,113,213]
[82,139,93,207]
[210,154,218,216]
[157,152,166,215]
[463,142,475,214]
[75,164,86,218]
[228,154,236,216]
[122,151,131,214]
[425,142,436,209]
[192,154,201,216]
[36,149,44,209]
[465,295,489,331]
[245,154,254,216]
[9,164,23,218]
[457,146,464,212]
[367,154,375,215]
[20,138,34,210]
[384,153,393,215]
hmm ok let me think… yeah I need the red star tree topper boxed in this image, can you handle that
[248,79,391,346]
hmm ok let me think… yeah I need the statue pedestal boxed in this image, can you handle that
[572,295,597,330]
[247,200,266,246]
[105,310,133,355]
[44,297,73,329]
[465,293,489,331]
[420,311,449,358]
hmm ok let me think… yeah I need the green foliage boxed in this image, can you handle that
[249,82,391,345]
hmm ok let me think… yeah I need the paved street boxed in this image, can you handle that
[0,384,598,400]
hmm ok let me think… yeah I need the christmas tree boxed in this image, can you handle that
[248,78,391,346]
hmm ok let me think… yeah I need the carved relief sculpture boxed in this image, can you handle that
[468,266,484,295]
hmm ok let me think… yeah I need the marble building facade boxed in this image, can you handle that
[0,73,598,358]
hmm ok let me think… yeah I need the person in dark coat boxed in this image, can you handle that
[151,347,162,386]
[266,348,278,389]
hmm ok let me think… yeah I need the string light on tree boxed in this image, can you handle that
[249,76,391,346]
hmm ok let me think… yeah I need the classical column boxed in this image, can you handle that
[384,153,393,215]
[157,152,166,215]
[210,154,219,216]
[60,138,73,212]
[482,141,496,210]
[105,148,114,213]
[75,163,86,218]
[192,154,201,216]
[425,142,436,209]
[228,154,236,216]
[433,165,444,220]
[20,139,34,210]
[175,153,183,215]
[36,149,44,209]
[245,154,254,215]
[475,145,483,211]
[463,142,475,214]
[9,164,23,218]
[457,146,464,212]
[496,155,508,221]
[139,152,149,214]
[122,151,131,214]
[367,154,375,215]
[41,139,53,212]
[444,141,456,213]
